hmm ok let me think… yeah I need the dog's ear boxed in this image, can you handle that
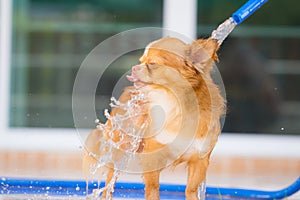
[187,38,219,73]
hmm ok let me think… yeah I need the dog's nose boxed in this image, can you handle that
[132,65,141,71]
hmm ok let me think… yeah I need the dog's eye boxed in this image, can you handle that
[147,63,156,69]
[145,63,150,70]
[145,63,152,74]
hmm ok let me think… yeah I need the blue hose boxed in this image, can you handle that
[1,177,299,199]
[232,0,268,24]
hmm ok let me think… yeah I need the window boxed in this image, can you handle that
[10,0,162,128]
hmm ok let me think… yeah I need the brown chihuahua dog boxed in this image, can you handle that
[83,37,225,200]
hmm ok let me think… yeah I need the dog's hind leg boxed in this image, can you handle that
[186,153,210,200]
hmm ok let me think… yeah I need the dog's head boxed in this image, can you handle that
[127,37,219,89]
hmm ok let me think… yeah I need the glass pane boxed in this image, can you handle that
[197,0,300,134]
[10,0,162,128]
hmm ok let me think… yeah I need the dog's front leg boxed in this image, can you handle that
[186,154,210,200]
[143,170,161,200]
[100,167,115,200]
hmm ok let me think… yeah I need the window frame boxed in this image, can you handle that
[0,0,299,158]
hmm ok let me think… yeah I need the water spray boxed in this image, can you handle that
[211,0,268,45]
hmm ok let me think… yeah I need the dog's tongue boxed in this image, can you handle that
[126,74,138,82]
[126,74,146,87]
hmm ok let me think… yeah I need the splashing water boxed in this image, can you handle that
[211,17,237,46]
[87,88,149,200]
[198,181,206,200]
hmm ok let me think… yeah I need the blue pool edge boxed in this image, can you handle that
[1,176,299,199]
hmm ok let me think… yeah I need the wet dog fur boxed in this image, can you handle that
[83,37,225,200]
